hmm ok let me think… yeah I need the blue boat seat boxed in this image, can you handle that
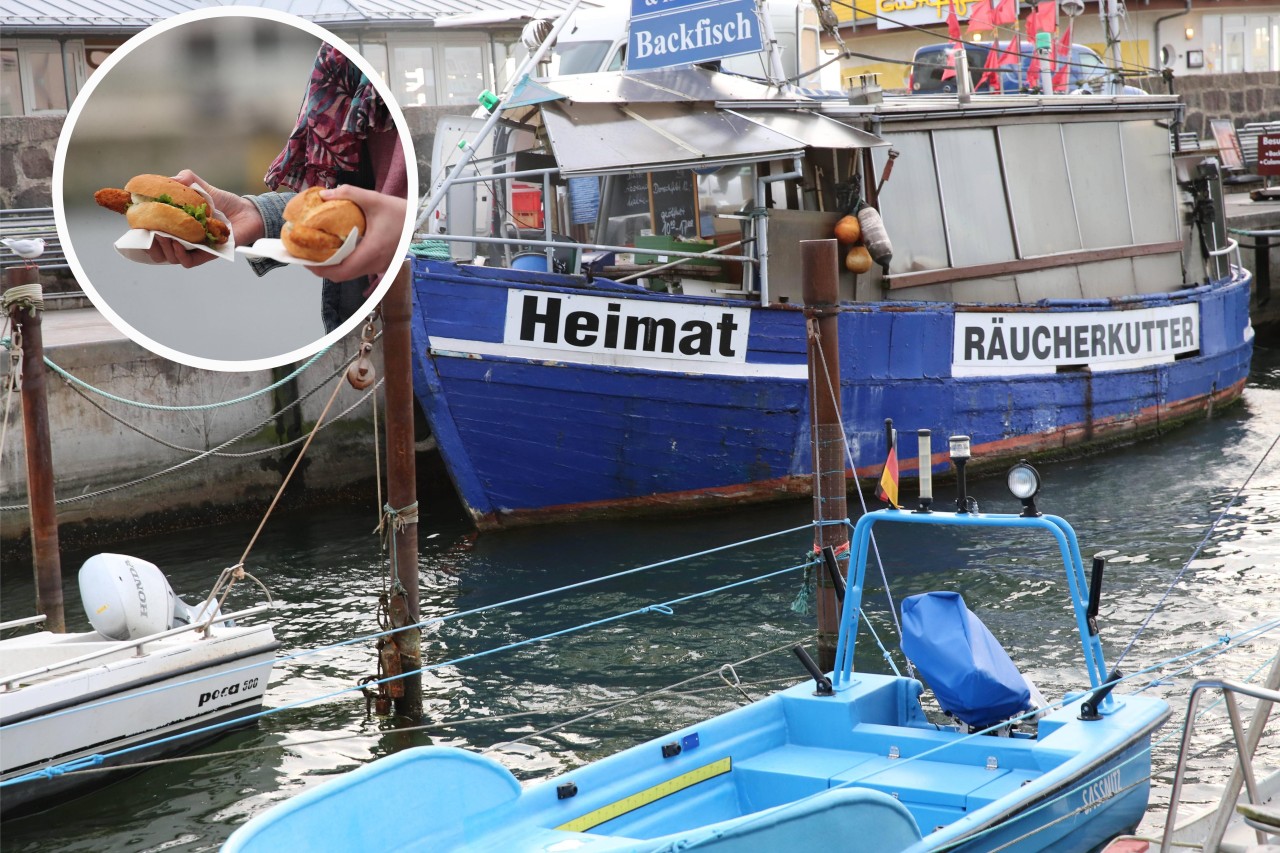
[901,591,1035,731]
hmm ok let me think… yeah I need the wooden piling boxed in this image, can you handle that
[801,240,847,672]
[4,267,64,632]
[382,262,422,719]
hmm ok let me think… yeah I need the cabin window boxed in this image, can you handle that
[873,132,948,274]
[1063,122,1133,249]
[933,127,1015,266]
[1000,123,1080,257]
[597,165,752,247]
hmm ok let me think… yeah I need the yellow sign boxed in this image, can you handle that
[555,756,733,833]
[875,0,976,27]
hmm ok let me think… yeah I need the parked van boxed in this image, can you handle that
[908,40,1107,94]
[552,0,825,87]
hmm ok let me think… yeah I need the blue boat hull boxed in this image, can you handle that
[410,259,1253,527]
[223,673,1168,852]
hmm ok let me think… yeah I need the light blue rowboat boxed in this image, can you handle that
[224,500,1170,852]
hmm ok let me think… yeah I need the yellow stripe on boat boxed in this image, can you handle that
[556,757,732,833]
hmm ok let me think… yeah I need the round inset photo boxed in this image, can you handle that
[55,7,417,371]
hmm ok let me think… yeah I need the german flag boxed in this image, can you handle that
[876,444,899,508]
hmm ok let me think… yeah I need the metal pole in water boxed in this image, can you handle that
[802,239,847,672]
[3,266,64,632]
[383,262,422,719]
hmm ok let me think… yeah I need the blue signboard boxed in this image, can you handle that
[628,0,764,71]
[630,0,712,17]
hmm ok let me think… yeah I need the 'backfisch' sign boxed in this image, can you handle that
[628,0,764,71]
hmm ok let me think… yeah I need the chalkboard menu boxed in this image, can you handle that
[622,173,651,215]
[648,170,699,238]
[597,169,704,243]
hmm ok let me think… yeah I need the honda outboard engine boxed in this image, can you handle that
[79,554,222,640]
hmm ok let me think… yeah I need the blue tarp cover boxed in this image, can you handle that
[901,591,1031,729]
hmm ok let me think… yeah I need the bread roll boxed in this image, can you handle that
[281,187,366,262]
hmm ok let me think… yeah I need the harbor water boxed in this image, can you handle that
[2,346,1278,852]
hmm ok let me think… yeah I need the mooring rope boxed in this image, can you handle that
[0,344,377,511]
[0,559,813,784]
[479,638,812,756]
[6,650,809,780]
[1,283,44,314]
[38,346,330,412]
[1113,429,1280,671]
[0,318,18,484]
[58,371,382,460]
[806,314,913,677]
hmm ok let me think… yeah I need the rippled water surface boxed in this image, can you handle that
[3,347,1278,852]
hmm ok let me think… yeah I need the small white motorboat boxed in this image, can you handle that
[0,553,278,818]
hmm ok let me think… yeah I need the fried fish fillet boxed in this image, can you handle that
[94,187,132,214]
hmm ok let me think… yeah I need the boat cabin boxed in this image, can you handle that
[423,66,1222,309]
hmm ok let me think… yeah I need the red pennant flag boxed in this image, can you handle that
[941,0,963,80]
[1026,0,1059,36]
[876,445,899,509]
[965,0,994,36]
[1026,2,1057,83]
[992,0,1018,26]
[1053,22,1074,92]
[977,38,1016,91]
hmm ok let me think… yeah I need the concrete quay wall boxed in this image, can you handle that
[1,312,383,547]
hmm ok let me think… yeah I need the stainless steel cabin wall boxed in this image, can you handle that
[862,111,1185,304]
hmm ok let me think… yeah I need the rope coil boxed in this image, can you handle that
[1,283,44,314]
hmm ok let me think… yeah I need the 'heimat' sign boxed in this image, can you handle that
[504,290,752,362]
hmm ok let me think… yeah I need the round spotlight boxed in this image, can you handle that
[1007,462,1040,499]
[1007,461,1042,516]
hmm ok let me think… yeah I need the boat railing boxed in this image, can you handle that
[0,603,275,691]
[1160,676,1280,851]
[0,615,48,632]
[432,233,758,268]
[1206,237,1243,270]
[421,163,760,277]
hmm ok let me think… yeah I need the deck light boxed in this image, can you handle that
[916,429,933,513]
[949,435,971,514]
[1007,460,1042,517]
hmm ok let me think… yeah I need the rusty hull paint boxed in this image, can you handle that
[468,376,1246,531]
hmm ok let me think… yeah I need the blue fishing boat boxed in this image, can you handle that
[409,56,1253,530]
[223,455,1171,851]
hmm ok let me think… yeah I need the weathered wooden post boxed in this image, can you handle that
[801,240,847,672]
[382,261,422,719]
[3,266,64,632]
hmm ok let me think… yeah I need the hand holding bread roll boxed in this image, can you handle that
[281,187,366,263]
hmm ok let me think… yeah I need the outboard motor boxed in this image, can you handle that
[79,554,222,640]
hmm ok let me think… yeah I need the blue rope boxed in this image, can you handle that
[1114,429,1280,671]
[3,523,821,738]
[35,346,329,412]
[0,559,808,786]
[858,607,903,678]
